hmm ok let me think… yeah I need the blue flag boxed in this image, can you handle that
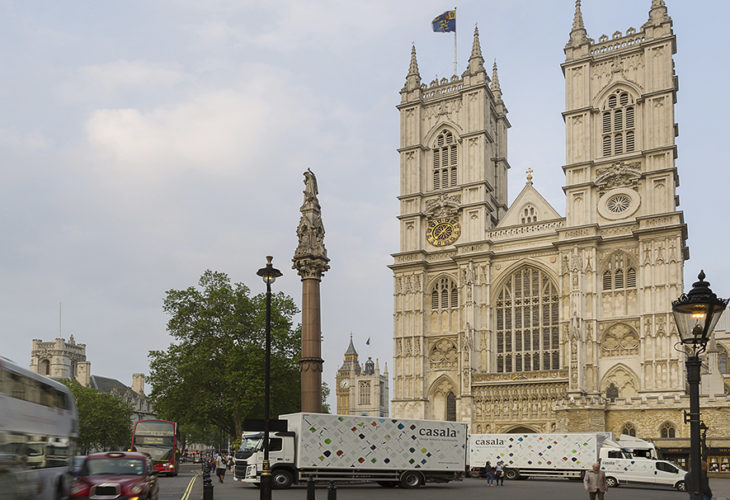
[366,337,371,345]
[432,10,456,33]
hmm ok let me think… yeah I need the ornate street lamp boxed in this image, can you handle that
[257,256,282,500]
[672,270,727,500]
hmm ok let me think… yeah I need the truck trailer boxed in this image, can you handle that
[238,412,468,489]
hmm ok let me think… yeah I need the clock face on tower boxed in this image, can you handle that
[340,378,350,389]
[426,217,461,247]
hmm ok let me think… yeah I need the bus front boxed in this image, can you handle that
[131,419,179,476]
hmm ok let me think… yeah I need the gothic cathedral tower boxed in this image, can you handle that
[389,2,730,447]
[391,27,508,421]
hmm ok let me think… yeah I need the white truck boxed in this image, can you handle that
[468,432,686,491]
[238,412,468,489]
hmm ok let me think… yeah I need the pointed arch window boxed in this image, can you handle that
[495,267,559,373]
[433,130,458,190]
[719,346,728,375]
[40,359,50,376]
[660,422,676,439]
[431,277,458,311]
[521,204,538,224]
[602,253,637,291]
[602,90,636,157]
[621,422,637,437]
[446,392,456,421]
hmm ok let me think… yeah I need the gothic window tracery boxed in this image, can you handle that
[601,324,640,356]
[621,422,637,437]
[660,422,676,438]
[495,267,559,373]
[358,381,371,405]
[602,90,636,157]
[602,252,637,291]
[719,346,728,374]
[446,392,456,421]
[431,277,458,310]
[432,129,458,190]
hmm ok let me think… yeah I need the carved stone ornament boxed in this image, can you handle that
[429,338,458,369]
[595,161,641,194]
[293,169,330,279]
[425,193,461,218]
[601,323,639,357]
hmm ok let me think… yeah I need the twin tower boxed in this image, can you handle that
[388,0,730,454]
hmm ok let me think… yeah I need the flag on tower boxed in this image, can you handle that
[366,337,371,345]
[432,10,456,32]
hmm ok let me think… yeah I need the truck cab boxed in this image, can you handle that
[240,432,297,488]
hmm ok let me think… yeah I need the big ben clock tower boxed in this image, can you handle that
[390,27,510,422]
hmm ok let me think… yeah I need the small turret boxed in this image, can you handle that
[491,60,502,103]
[643,0,671,29]
[566,0,588,47]
[404,44,421,91]
[466,26,486,75]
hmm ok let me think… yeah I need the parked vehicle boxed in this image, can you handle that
[615,434,659,459]
[469,432,620,480]
[601,456,686,491]
[69,451,159,499]
[469,432,685,490]
[239,412,467,489]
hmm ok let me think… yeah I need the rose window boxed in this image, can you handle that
[607,194,631,213]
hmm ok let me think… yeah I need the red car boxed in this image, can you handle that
[69,451,159,500]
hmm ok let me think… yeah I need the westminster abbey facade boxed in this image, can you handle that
[389,0,730,463]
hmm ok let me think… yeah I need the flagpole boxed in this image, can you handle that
[453,6,457,76]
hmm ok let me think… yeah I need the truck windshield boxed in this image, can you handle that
[240,437,263,452]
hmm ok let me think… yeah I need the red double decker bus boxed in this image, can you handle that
[131,419,180,476]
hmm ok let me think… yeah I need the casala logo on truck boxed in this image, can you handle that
[472,438,505,446]
[418,427,458,438]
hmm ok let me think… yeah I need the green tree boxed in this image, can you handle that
[148,270,302,442]
[61,380,132,453]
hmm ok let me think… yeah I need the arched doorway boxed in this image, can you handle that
[506,426,538,434]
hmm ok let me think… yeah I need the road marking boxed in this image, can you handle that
[180,472,199,500]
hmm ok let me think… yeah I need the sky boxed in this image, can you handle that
[1,1,729,411]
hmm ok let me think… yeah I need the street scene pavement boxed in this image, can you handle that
[160,464,730,500]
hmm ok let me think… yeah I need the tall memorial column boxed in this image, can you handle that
[292,169,330,413]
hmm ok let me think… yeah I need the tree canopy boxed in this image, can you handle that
[61,379,132,453]
[148,270,302,443]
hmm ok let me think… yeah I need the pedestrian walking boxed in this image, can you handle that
[684,461,712,500]
[485,460,495,486]
[583,463,608,500]
[495,461,505,486]
[216,451,228,483]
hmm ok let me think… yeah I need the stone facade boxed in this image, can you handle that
[336,336,389,417]
[30,336,154,423]
[389,0,730,463]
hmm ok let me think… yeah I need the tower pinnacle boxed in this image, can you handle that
[467,25,485,75]
[567,0,588,47]
[491,59,502,102]
[645,0,671,27]
[404,44,421,91]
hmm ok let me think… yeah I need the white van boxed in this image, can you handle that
[601,457,686,491]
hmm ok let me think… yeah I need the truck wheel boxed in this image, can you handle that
[675,481,686,492]
[399,471,423,488]
[272,469,294,489]
[504,468,519,480]
[605,476,618,488]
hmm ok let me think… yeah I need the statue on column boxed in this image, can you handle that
[292,169,330,413]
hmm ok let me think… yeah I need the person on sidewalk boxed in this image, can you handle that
[216,451,228,483]
[485,461,495,486]
[583,463,608,500]
[495,461,505,486]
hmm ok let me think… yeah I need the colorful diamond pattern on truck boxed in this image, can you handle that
[282,413,467,470]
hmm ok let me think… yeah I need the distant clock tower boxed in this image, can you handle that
[335,335,389,416]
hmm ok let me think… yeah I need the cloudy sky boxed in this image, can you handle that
[1,1,728,410]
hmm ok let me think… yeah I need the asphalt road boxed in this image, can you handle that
[162,464,730,500]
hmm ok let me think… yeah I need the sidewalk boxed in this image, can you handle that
[712,477,730,500]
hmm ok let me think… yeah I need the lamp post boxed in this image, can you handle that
[672,270,728,500]
[257,256,282,500]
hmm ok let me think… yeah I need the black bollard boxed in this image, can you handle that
[327,481,336,500]
[306,477,315,500]
[202,461,214,500]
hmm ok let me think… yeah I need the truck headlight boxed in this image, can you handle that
[130,485,143,494]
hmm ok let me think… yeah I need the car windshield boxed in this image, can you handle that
[83,458,145,476]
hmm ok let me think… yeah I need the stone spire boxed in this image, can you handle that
[491,59,502,102]
[404,44,421,91]
[293,169,330,279]
[467,25,485,75]
[645,0,671,27]
[567,0,589,47]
